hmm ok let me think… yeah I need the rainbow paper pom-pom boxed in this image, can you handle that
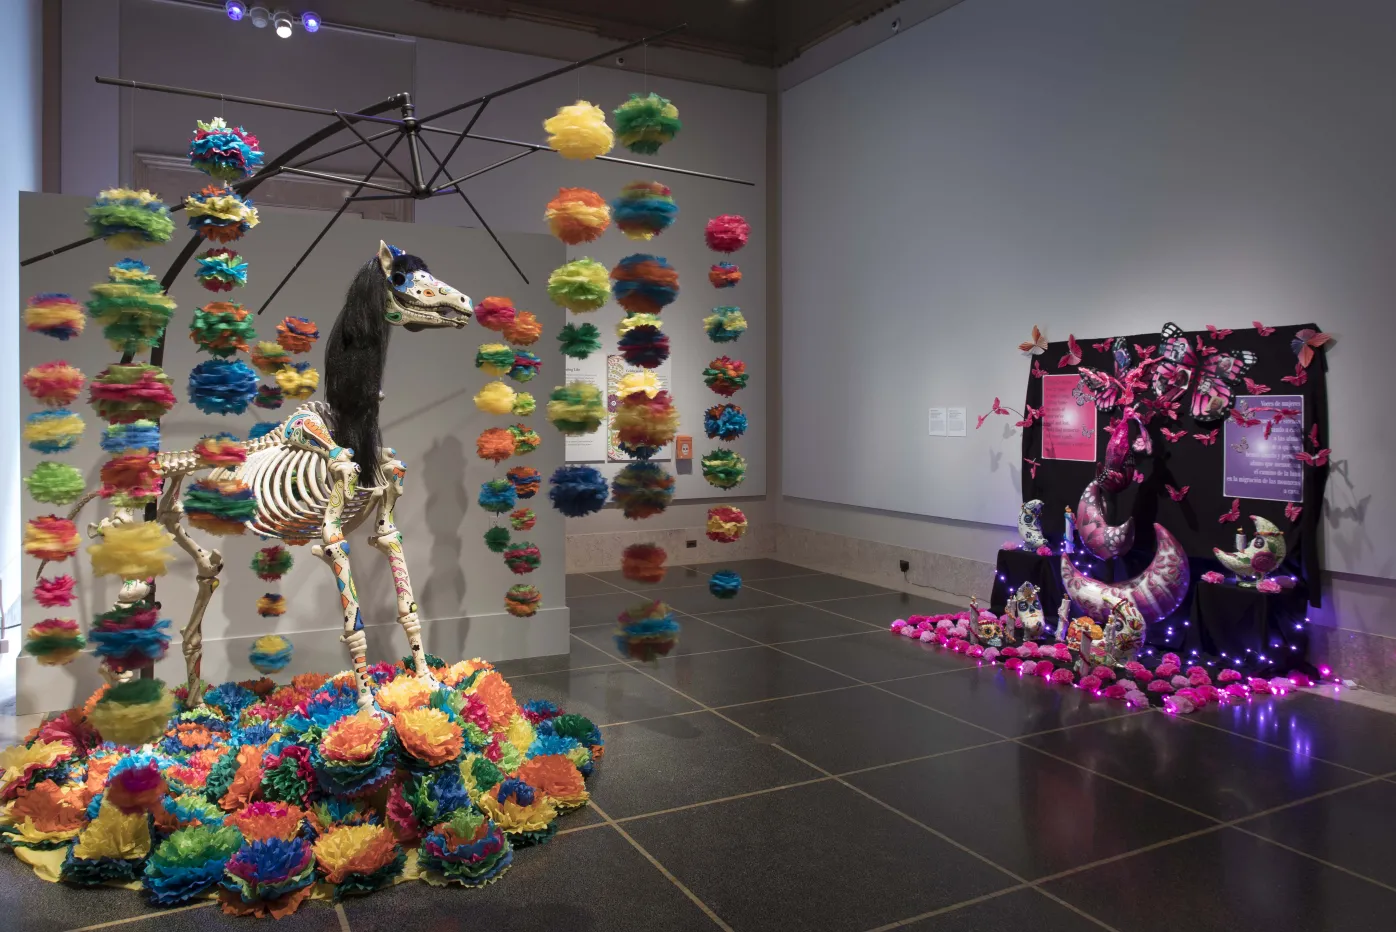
[276,317,319,354]
[250,634,293,674]
[544,101,614,159]
[612,386,679,457]
[101,420,159,454]
[189,358,259,415]
[484,527,512,553]
[704,403,748,441]
[509,423,541,454]
[195,432,247,467]
[477,427,517,464]
[544,188,610,245]
[417,807,513,887]
[504,310,542,346]
[611,462,675,520]
[90,363,177,423]
[251,341,291,374]
[34,574,77,608]
[613,93,681,155]
[24,515,80,562]
[90,602,172,672]
[708,262,742,288]
[611,254,679,315]
[547,259,610,313]
[704,306,748,342]
[25,293,86,339]
[476,343,516,376]
[509,350,542,383]
[89,521,174,579]
[254,383,284,409]
[705,214,750,253]
[503,542,541,575]
[706,506,748,543]
[708,570,743,599]
[142,825,244,906]
[701,449,747,489]
[479,479,517,515]
[25,462,86,506]
[257,594,287,618]
[546,382,605,435]
[703,356,748,395]
[184,184,260,243]
[23,360,85,407]
[508,466,541,498]
[87,189,174,248]
[312,824,404,899]
[612,181,678,240]
[505,585,542,618]
[87,259,178,354]
[24,409,85,453]
[275,362,319,400]
[251,545,294,580]
[189,301,255,357]
[475,296,517,332]
[195,248,248,291]
[557,322,602,359]
[99,452,161,503]
[220,836,317,919]
[509,508,536,531]
[614,600,680,661]
[548,465,608,517]
[616,313,670,368]
[189,117,263,181]
[474,380,517,415]
[622,543,667,583]
[89,677,175,746]
[183,479,256,535]
[24,619,86,667]
[513,392,536,417]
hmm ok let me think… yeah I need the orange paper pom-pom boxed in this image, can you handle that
[476,427,517,464]
[544,187,611,245]
[503,310,542,345]
[622,543,668,583]
[23,361,85,407]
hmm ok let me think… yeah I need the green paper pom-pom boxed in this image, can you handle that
[189,302,257,358]
[547,259,611,313]
[557,322,603,359]
[512,392,536,417]
[475,343,517,375]
[86,189,175,249]
[24,462,87,505]
[613,93,682,155]
[701,448,747,490]
[546,382,605,435]
[484,526,512,553]
[87,260,178,354]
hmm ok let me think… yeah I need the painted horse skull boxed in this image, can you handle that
[377,241,473,330]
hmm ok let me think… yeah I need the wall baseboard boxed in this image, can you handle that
[775,523,994,602]
[565,523,777,573]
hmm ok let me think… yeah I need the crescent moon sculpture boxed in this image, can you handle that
[1214,515,1286,585]
[1062,522,1190,625]
[1076,480,1135,560]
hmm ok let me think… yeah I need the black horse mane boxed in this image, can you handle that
[324,250,429,484]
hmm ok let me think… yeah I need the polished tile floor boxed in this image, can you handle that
[5,560,1396,931]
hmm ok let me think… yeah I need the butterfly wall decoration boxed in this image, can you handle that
[1161,427,1187,442]
[1219,499,1241,523]
[1165,484,1190,501]
[1206,325,1232,341]
[1024,457,1041,479]
[1281,363,1308,387]
[1193,429,1218,446]
[1295,448,1331,467]
[1243,377,1270,395]
[1153,322,1258,422]
[1074,341,1158,413]
[1253,320,1276,336]
[1058,334,1083,368]
[1285,502,1302,522]
[1019,325,1048,355]
[1292,328,1333,368]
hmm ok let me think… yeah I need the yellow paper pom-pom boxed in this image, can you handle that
[314,824,400,884]
[474,380,517,415]
[88,679,176,746]
[275,363,319,400]
[72,802,152,861]
[374,675,432,715]
[88,520,175,579]
[616,370,663,400]
[476,343,515,377]
[395,708,464,767]
[543,101,614,160]
[479,781,556,835]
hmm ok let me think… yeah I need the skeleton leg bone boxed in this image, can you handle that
[157,474,223,707]
[368,451,430,680]
[313,463,377,709]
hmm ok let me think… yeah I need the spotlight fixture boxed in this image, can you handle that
[225,0,247,20]
[248,5,269,27]
[301,10,320,32]
[273,10,293,38]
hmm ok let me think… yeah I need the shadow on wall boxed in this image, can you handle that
[421,434,469,617]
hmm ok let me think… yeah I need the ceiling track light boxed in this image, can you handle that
[231,6,321,37]
[224,1,246,21]
[248,6,269,28]
[273,10,294,38]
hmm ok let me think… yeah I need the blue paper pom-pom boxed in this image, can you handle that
[188,358,258,415]
[478,479,518,514]
[708,570,743,599]
[704,403,748,441]
[101,421,160,454]
[548,465,609,517]
[248,421,279,440]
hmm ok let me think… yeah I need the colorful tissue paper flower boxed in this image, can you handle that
[23,618,85,666]
[312,712,396,799]
[87,188,174,248]
[504,310,542,345]
[503,542,542,575]
[24,515,80,562]
[89,363,176,423]
[709,570,742,599]
[548,465,608,517]
[508,466,541,498]
[275,362,319,400]
[611,253,679,314]
[515,754,589,809]
[257,594,287,617]
[557,321,603,359]
[418,807,513,886]
[705,214,750,253]
[189,358,258,415]
[1257,578,1282,593]
[513,393,537,418]
[543,101,613,159]
[617,318,670,368]
[615,600,680,662]
[195,247,249,291]
[508,422,541,454]
[505,585,542,618]
[476,427,517,464]
[547,381,605,435]
[189,117,263,180]
[87,259,177,353]
[185,184,260,243]
[547,258,610,313]
[195,432,247,467]
[23,409,84,455]
[475,296,517,332]
[226,801,305,843]
[704,306,747,342]
[474,380,517,416]
[98,452,161,503]
[100,420,159,454]
[105,753,167,814]
[704,403,747,441]
[611,462,675,520]
[88,520,173,578]
[509,508,537,532]
[612,388,680,459]
[189,302,256,357]
[703,356,748,395]
[709,261,742,288]
[62,802,152,885]
[90,602,171,672]
[478,478,517,515]
[1201,570,1225,584]
[483,527,512,554]
[34,575,77,608]
[184,479,256,535]
[89,678,175,746]
[706,506,748,543]
[478,778,557,846]
[613,92,681,154]
[250,340,290,374]
[220,836,316,918]
[509,350,542,382]
[612,180,678,241]
[251,545,293,581]
[313,824,404,898]
[24,293,86,339]
[24,462,86,506]
[142,824,244,906]
[249,634,293,674]
[475,342,516,376]
[622,543,667,583]
[544,187,610,245]
[396,708,465,768]
[23,360,84,407]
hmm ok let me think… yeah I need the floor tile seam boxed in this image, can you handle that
[1014,709,1150,740]
[1026,823,1232,887]
[1024,888,1124,932]
[855,884,1032,932]
[1229,825,1396,895]
[62,902,215,932]
[1166,707,1383,777]
[864,666,982,686]
[833,739,1012,777]
[500,659,626,679]
[608,776,837,825]
[555,820,611,837]
[710,681,869,711]
[1224,771,1396,826]
[597,708,708,730]
[691,609,887,649]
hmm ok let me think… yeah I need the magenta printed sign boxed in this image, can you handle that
[1222,394,1303,503]
[1041,375,1097,461]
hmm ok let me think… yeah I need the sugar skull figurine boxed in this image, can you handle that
[1005,581,1045,642]
[1018,499,1047,549]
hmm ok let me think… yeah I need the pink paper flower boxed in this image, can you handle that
[1125,662,1147,677]
[1257,578,1281,594]
[1125,691,1150,708]
[967,645,985,658]
[1035,545,1052,556]
[1004,657,1023,671]
[1019,661,1038,676]
[1134,670,1154,685]
[1171,675,1190,689]
[1155,663,1180,679]
[936,619,954,631]
[1103,683,1128,699]
[1117,679,1138,691]
[1248,677,1272,694]
[907,615,929,626]
[950,626,969,640]
[1201,571,1225,584]
[1163,653,1181,666]
[1019,642,1039,657]
[1147,679,1175,694]
[899,625,917,638]
[1001,540,1021,551]
[1091,666,1117,682]
[1186,665,1208,677]
[1223,683,1249,700]
[934,632,949,646]
[890,619,907,632]
[1269,677,1292,695]
[1194,685,1220,702]
[1288,672,1314,688]
[1037,662,1055,678]
[1001,646,1019,658]
[1078,674,1102,692]
[1188,671,1212,687]
[982,647,1000,663]
[1164,695,1195,715]
[1217,669,1242,684]
[918,630,935,643]
[1051,668,1075,685]
[1053,646,1073,662]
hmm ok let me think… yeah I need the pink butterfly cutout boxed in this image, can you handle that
[1206,325,1232,341]
[1092,338,1114,353]
[1132,469,1146,484]
[1161,427,1186,442]
[1193,429,1218,446]
[1243,377,1270,395]
[1229,409,1261,428]
[1309,424,1321,447]
[1194,334,1219,357]
[1058,334,1083,368]
[1031,360,1046,379]
[1280,363,1308,387]
[1133,343,1156,359]
[1271,407,1301,424]
[1253,320,1276,336]
[976,412,991,430]
[1292,328,1334,368]
[1014,404,1042,428]
[1219,499,1241,523]
[1285,502,1302,522]
[1019,325,1048,355]
[1166,484,1190,502]
[1295,448,1331,467]
[1024,457,1040,479]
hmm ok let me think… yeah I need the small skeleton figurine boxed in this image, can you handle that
[1063,506,1076,554]
[1055,595,1072,642]
[1004,581,1046,643]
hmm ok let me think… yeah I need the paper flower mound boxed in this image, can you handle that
[475,296,517,332]
[89,677,175,745]
[87,188,174,248]
[509,350,542,383]
[705,403,748,441]
[88,521,174,579]
[510,508,537,532]
[476,343,516,377]
[275,362,320,400]
[504,309,542,346]
[24,462,86,506]
[547,382,605,435]
[34,574,77,608]
[547,259,611,313]
[185,184,260,243]
[90,603,171,672]
[25,293,86,340]
[613,92,681,154]
[24,410,84,454]
[705,214,750,253]
[195,248,248,291]
[483,527,512,554]
[508,466,541,498]
[221,836,316,918]
[189,302,255,357]
[24,360,85,407]
[24,515,80,562]
[615,600,680,661]
[548,465,608,517]
[701,449,747,490]
[706,506,748,543]
[611,463,676,520]
[143,824,244,906]
[612,180,678,241]
[478,479,517,515]
[557,321,603,359]
[477,427,517,464]
[544,101,613,159]
[419,807,513,887]
[703,356,748,395]
[24,618,86,666]
[184,478,256,535]
[251,340,290,374]
[190,116,263,180]
[611,254,679,315]
[276,317,319,354]
[503,542,542,575]
[90,364,177,423]
[249,634,294,674]
[709,261,742,288]
[622,543,667,583]
[509,423,542,454]
[189,358,259,415]
[709,570,743,599]
[313,824,404,899]
[544,187,610,244]
[505,585,542,617]
[705,306,748,342]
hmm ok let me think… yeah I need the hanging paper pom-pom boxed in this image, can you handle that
[509,350,542,383]
[89,678,175,746]
[476,343,516,376]
[100,452,161,502]
[24,618,85,666]
[705,306,747,342]
[503,310,542,346]
[196,432,248,467]
[474,380,517,415]
[184,184,260,243]
[503,542,542,575]
[703,356,748,395]
[611,463,675,520]
[622,544,667,583]
[90,364,177,423]
[189,301,256,357]
[143,825,244,907]
[25,409,86,453]
[544,101,614,159]
[709,262,742,288]
[479,479,517,514]
[254,383,284,409]
[617,319,671,369]
[251,545,294,581]
[34,574,77,608]
[89,521,174,579]
[475,297,517,332]
[612,389,679,457]
[505,585,542,618]
[24,515,80,562]
[508,466,541,498]
[276,317,319,354]
[509,508,536,532]
[477,428,517,464]
[220,837,317,919]
[613,93,682,154]
[615,600,680,661]
[195,247,248,291]
[705,214,750,253]
[547,382,605,435]
[611,254,679,315]
[612,181,678,241]
[25,293,86,339]
[23,361,84,406]
[87,259,178,353]
[189,358,259,415]
[513,392,536,416]
[709,570,743,599]
[509,423,541,455]
[547,259,611,313]
[257,594,287,618]
[275,362,320,400]
[548,465,608,517]
[544,188,610,245]
[189,116,264,180]
[251,341,291,374]
[87,188,174,248]
[557,322,603,359]
[484,526,512,553]
[90,602,171,672]
[183,478,257,535]
[706,506,748,543]
[248,634,293,674]
[248,421,279,440]
[25,462,86,506]
[101,420,159,454]
[702,449,747,489]
[704,403,748,441]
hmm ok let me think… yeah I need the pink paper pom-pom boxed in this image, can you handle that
[1037,662,1055,678]
[1124,661,1147,676]
[1001,540,1021,551]
[1223,684,1249,700]
[1257,578,1282,594]
[1134,669,1154,684]
[1091,665,1117,682]
[1288,672,1314,688]
[1194,685,1220,702]
[1078,674,1102,692]
[1125,691,1150,708]
[1164,695,1196,715]
[1053,646,1073,662]
[1147,679,1175,694]
[1051,668,1076,685]
[918,630,935,643]
[1035,545,1052,556]
[1155,663,1180,679]
[1019,661,1038,676]
[1001,646,1020,658]
[982,647,999,662]
[967,645,985,658]
[934,632,949,646]
[1103,684,1129,699]
[1117,679,1138,691]
[1248,677,1272,694]
[1162,652,1182,666]
[1186,665,1208,676]
[1217,669,1242,683]
[1019,642,1039,657]
[1188,671,1212,687]
[1171,675,1190,689]
[890,619,907,632]
[1003,657,1023,671]
[899,625,917,638]
[1269,676,1293,695]
[1201,570,1225,584]
[936,619,954,631]
[704,214,750,253]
